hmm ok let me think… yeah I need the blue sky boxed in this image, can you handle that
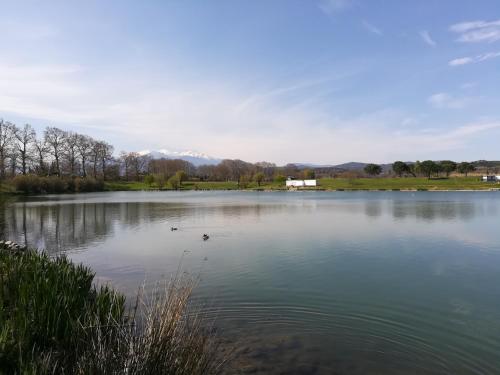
[1,0,500,164]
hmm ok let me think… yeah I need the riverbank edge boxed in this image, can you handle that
[2,178,500,195]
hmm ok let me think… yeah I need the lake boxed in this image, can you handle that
[2,191,500,374]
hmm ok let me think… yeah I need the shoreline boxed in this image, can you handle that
[3,177,500,195]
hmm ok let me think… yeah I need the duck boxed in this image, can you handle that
[171,227,178,231]
[202,234,210,241]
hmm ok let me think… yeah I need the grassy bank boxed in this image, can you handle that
[0,243,222,374]
[104,177,499,192]
[314,177,499,191]
[3,176,499,195]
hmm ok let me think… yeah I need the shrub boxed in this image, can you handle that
[12,175,42,194]
[238,175,251,189]
[168,175,180,190]
[75,177,104,192]
[12,175,104,194]
[144,174,155,187]
[274,175,286,184]
[155,174,166,189]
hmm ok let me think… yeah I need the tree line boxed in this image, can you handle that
[364,160,476,179]
[0,120,113,180]
[0,119,313,187]
[0,119,485,188]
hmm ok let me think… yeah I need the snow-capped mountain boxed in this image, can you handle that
[138,149,221,166]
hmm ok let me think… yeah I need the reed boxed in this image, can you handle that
[0,246,223,374]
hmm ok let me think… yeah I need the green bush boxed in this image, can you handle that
[12,175,104,194]
[274,175,286,184]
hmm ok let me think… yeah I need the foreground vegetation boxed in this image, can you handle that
[0,243,222,374]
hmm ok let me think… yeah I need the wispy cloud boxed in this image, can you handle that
[449,19,500,43]
[419,30,436,47]
[460,82,477,90]
[449,51,500,66]
[318,0,353,15]
[450,122,500,137]
[1,62,499,164]
[428,93,469,109]
[0,22,58,41]
[362,20,382,36]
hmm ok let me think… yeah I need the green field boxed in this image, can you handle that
[104,177,500,192]
[313,177,499,191]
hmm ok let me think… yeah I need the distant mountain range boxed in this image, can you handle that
[136,152,500,171]
[138,149,221,166]
[138,152,392,170]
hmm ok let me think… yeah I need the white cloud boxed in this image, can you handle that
[449,51,500,66]
[318,0,353,15]
[419,30,436,47]
[449,19,500,43]
[460,82,477,90]
[1,63,499,164]
[428,93,469,109]
[362,20,382,36]
[449,57,473,66]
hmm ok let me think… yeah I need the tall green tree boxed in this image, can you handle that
[457,162,476,177]
[392,161,410,177]
[419,160,438,179]
[364,164,382,176]
[439,160,457,177]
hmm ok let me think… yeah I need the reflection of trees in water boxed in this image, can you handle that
[361,200,481,221]
[392,201,475,221]
[3,203,115,253]
[0,201,286,253]
[364,201,383,218]
[1,196,484,253]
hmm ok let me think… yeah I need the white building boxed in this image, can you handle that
[286,179,317,187]
[304,179,317,186]
[482,175,500,182]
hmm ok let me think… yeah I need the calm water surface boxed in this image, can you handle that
[2,191,500,374]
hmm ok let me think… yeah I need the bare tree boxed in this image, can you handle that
[33,138,49,176]
[90,139,101,178]
[121,152,150,181]
[0,120,16,179]
[44,127,66,176]
[90,141,114,179]
[63,132,79,176]
[99,142,114,180]
[9,148,18,177]
[119,151,131,180]
[148,158,194,180]
[14,124,36,175]
[76,134,93,177]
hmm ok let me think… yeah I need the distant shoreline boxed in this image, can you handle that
[3,176,500,195]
